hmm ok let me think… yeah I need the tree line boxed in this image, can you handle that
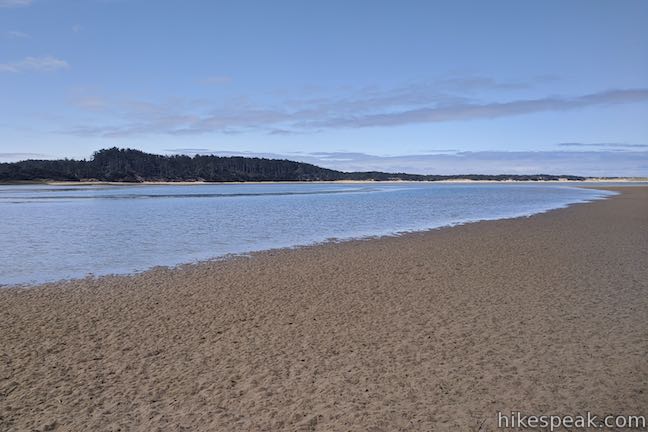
[0,147,586,182]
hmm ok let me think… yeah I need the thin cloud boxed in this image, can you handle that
[434,76,530,91]
[0,152,49,162]
[63,85,648,137]
[0,0,32,7]
[164,148,213,154]
[301,89,648,129]
[5,30,30,39]
[0,56,69,73]
[558,142,648,149]
[268,128,295,136]
[199,75,232,85]
[267,128,316,136]
[293,150,648,177]
[63,77,529,137]
[74,97,106,111]
[162,149,648,177]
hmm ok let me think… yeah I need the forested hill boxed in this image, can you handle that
[0,147,586,182]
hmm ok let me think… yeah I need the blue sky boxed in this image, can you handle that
[1,0,647,175]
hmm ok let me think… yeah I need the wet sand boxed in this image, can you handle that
[1,187,646,431]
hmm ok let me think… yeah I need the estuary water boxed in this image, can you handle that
[0,182,614,286]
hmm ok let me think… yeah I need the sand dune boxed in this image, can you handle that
[1,187,646,431]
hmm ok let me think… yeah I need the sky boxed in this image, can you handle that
[1,0,647,176]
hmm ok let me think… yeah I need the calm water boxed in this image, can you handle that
[0,183,614,286]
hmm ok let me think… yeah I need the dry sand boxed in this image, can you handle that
[1,187,647,431]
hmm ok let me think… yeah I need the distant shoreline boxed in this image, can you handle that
[0,147,612,184]
[1,178,647,186]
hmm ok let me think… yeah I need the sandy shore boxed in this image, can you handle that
[1,187,646,431]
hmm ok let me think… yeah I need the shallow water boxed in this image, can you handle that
[0,182,614,285]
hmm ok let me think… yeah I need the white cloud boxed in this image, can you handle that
[0,0,32,7]
[0,56,69,73]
